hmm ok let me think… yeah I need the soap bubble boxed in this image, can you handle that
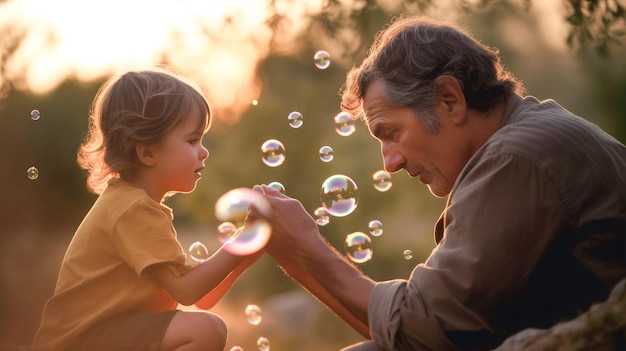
[252,99,259,106]
[314,50,330,69]
[215,188,271,255]
[288,111,303,128]
[217,222,238,244]
[26,166,39,180]
[319,145,334,162]
[320,174,359,217]
[245,304,262,325]
[368,220,383,237]
[314,207,330,226]
[403,249,413,260]
[372,170,393,192]
[260,139,286,167]
[257,336,270,351]
[30,109,41,121]
[345,232,373,264]
[268,181,285,193]
[334,111,356,136]
[189,241,210,263]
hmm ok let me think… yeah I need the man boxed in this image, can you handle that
[252,16,626,350]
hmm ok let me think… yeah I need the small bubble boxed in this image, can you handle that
[288,111,303,128]
[217,222,238,244]
[230,347,244,351]
[368,220,383,237]
[334,111,356,136]
[320,174,359,217]
[319,145,334,162]
[314,207,330,226]
[215,188,272,256]
[257,336,270,351]
[189,241,210,263]
[260,139,286,167]
[252,99,259,106]
[30,109,41,121]
[372,170,393,192]
[345,232,373,264]
[27,166,39,180]
[245,304,262,325]
[314,50,330,69]
[403,249,413,260]
[268,181,285,194]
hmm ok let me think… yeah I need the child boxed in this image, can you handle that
[32,68,261,351]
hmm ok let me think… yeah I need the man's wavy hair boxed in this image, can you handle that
[341,16,524,133]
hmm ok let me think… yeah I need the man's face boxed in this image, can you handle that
[363,79,471,198]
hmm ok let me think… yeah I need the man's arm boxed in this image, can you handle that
[252,185,374,338]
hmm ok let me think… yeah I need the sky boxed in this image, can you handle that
[0,0,328,122]
[0,0,569,123]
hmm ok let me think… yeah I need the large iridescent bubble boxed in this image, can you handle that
[214,188,271,255]
[320,174,359,217]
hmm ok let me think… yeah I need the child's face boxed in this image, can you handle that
[150,104,209,197]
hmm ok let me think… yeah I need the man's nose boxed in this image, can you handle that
[382,143,403,173]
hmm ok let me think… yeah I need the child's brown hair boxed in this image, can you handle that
[78,67,211,194]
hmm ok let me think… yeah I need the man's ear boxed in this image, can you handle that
[435,75,467,125]
[136,143,155,166]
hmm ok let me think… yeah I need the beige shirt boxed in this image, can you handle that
[369,95,626,350]
[32,179,189,351]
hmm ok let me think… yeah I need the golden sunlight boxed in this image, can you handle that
[0,0,320,123]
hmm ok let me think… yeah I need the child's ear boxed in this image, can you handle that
[136,143,155,166]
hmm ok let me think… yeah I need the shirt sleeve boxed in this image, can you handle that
[368,152,565,350]
[112,198,189,278]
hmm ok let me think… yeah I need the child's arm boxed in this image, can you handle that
[146,247,264,306]
[194,251,262,309]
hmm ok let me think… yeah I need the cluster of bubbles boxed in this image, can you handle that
[226,304,269,350]
[182,50,416,347]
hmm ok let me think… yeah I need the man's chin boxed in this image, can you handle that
[427,184,451,198]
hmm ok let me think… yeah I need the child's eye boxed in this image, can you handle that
[189,139,200,144]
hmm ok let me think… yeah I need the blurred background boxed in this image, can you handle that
[1,0,625,350]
